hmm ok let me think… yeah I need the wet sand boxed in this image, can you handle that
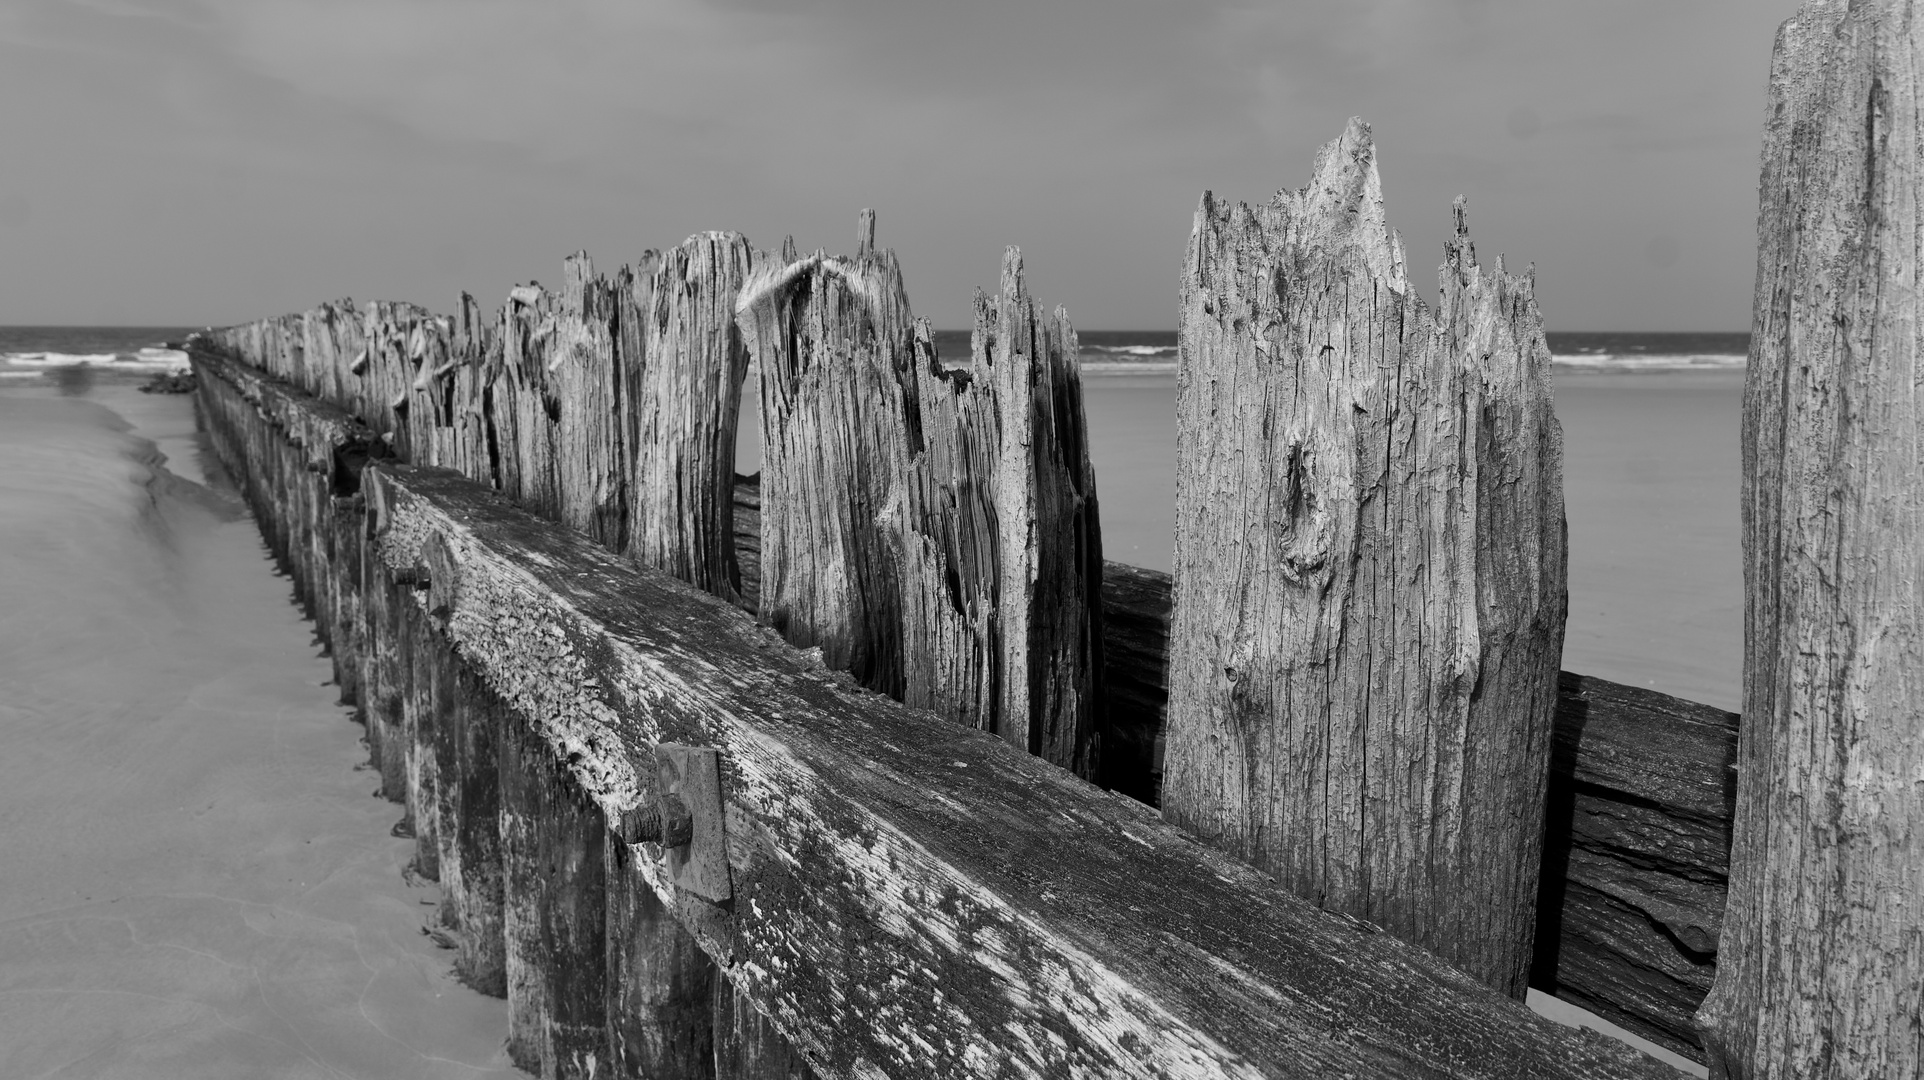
[0,385,514,1078]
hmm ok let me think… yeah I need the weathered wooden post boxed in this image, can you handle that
[895,250,1106,777]
[713,978,815,1080]
[735,212,916,696]
[499,710,609,1078]
[1162,118,1567,997]
[1698,4,1924,1076]
[605,233,752,1078]
[624,232,754,596]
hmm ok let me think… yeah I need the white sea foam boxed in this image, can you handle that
[1082,359,1178,376]
[0,347,190,372]
[1077,352,1747,377]
[1551,352,1746,371]
[1087,344,1178,357]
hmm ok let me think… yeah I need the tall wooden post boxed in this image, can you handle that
[735,213,917,696]
[626,232,754,597]
[1699,4,1924,1076]
[1162,118,1567,997]
[896,249,1106,777]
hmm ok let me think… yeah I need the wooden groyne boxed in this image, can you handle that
[189,338,1687,1079]
[185,223,1736,1078]
[182,5,1924,1068]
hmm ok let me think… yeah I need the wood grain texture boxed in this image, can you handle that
[1165,118,1568,997]
[369,466,1674,1079]
[626,232,754,597]
[607,842,716,1078]
[1536,673,1737,1065]
[735,226,917,695]
[731,476,1737,1059]
[189,347,1691,1078]
[714,977,815,1080]
[1701,4,1924,1077]
[500,705,610,1079]
[892,250,1105,775]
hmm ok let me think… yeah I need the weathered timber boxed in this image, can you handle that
[401,596,442,879]
[735,219,916,695]
[193,332,1732,1071]
[714,977,816,1080]
[445,661,509,997]
[1535,673,1737,1065]
[190,340,1694,1077]
[1096,561,1171,803]
[607,854,717,1078]
[353,461,1675,1080]
[1700,4,1924,1077]
[730,472,1737,1060]
[627,232,754,597]
[499,700,610,1078]
[1165,118,1568,998]
[895,249,1106,776]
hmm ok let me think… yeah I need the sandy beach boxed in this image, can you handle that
[0,384,515,1078]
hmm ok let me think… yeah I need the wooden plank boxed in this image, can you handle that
[499,699,610,1078]
[740,472,1732,1062]
[1166,119,1567,997]
[445,660,510,998]
[1702,3,1924,1076]
[627,232,754,597]
[196,336,1735,1067]
[607,843,717,1078]
[735,221,916,696]
[356,458,1677,1080]
[895,250,1105,776]
[1535,673,1735,1064]
[714,976,815,1080]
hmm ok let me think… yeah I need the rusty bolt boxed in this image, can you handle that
[616,799,692,848]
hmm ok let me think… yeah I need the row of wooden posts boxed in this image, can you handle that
[191,3,1920,1074]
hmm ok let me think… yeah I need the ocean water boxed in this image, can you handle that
[0,326,193,383]
[929,328,1750,377]
[1,328,1731,1075]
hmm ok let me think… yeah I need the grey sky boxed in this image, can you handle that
[0,0,1784,330]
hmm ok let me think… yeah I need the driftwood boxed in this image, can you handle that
[1164,118,1567,997]
[188,347,1681,1078]
[1702,4,1924,1077]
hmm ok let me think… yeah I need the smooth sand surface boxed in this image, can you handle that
[0,386,514,1079]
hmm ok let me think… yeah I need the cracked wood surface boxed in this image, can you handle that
[196,306,1731,1074]
[1166,118,1568,998]
[732,470,1737,1065]
[1703,3,1924,1077]
[352,457,1674,1079]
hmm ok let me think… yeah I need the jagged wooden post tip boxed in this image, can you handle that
[1164,116,1567,998]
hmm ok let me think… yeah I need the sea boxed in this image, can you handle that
[1,326,1734,1076]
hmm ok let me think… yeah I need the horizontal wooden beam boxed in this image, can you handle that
[192,345,1691,1077]
[730,474,1737,1065]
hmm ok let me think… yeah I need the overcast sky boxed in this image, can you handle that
[0,0,1786,330]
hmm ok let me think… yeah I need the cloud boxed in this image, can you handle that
[0,0,1785,329]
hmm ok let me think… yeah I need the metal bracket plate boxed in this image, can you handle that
[655,743,732,903]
